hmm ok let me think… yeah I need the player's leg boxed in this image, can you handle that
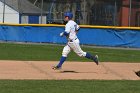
[52,45,71,70]
[68,39,99,65]
[57,45,71,68]
[85,53,99,65]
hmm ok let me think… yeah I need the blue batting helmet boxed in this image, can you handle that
[64,12,73,19]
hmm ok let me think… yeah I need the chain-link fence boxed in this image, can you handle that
[0,0,140,26]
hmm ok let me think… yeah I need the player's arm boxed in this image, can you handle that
[75,28,80,34]
[60,24,70,37]
[60,31,69,37]
[75,24,80,34]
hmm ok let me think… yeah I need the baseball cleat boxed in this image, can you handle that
[52,66,62,70]
[93,55,99,65]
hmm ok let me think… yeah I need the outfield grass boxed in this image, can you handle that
[0,43,140,62]
[0,80,140,93]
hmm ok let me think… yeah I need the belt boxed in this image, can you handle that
[69,38,77,42]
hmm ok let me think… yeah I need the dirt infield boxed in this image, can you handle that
[0,60,139,80]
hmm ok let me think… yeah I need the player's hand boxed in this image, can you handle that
[60,32,64,37]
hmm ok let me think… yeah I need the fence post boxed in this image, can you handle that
[128,0,132,27]
[2,0,6,23]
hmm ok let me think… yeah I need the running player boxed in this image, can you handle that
[52,11,99,70]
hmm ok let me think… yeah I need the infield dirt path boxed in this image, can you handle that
[0,60,139,80]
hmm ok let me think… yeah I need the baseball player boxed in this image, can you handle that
[52,11,99,70]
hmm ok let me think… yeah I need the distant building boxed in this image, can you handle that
[0,0,47,24]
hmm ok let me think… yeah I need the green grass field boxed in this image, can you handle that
[0,43,140,62]
[0,80,140,93]
[0,42,140,93]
